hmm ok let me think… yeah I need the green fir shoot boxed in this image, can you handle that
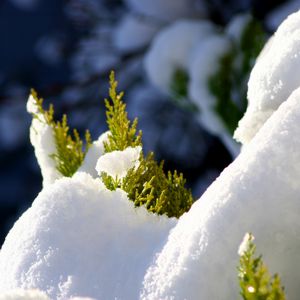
[102,72,193,218]
[238,233,286,300]
[103,71,142,152]
[30,89,92,177]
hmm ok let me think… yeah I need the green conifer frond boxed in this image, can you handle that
[238,233,286,300]
[104,71,142,152]
[30,89,92,177]
[102,72,193,218]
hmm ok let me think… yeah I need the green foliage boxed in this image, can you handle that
[102,72,193,218]
[30,89,92,177]
[209,17,265,135]
[104,71,142,152]
[238,233,286,300]
[170,68,198,112]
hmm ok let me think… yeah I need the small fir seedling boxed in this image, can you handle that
[238,233,286,300]
[102,71,193,218]
[30,89,92,177]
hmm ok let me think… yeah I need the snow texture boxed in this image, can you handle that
[113,14,161,53]
[141,87,300,300]
[124,0,206,22]
[96,146,142,179]
[0,289,49,300]
[234,9,300,145]
[145,20,216,94]
[78,131,109,178]
[27,95,62,187]
[0,172,175,300]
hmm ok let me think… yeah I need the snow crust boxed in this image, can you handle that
[27,95,62,187]
[0,172,175,299]
[235,9,300,145]
[96,146,142,179]
[144,20,216,94]
[141,87,300,300]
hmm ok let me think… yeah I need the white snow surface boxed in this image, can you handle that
[141,87,300,300]
[27,96,62,187]
[124,0,206,22]
[0,172,176,300]
[234,9,300,145]
[0,289,49,300]
[145,20,216,94]
[96,146,142,179]
[78,131,109,178]
[113,14,161,53]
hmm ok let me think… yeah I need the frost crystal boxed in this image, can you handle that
[96,146,142,179]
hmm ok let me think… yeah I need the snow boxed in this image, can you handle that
[27,96,62,187]
[188,34,240,156]
[226,14,251,42]
[113,14,161,53]
[234,9,300,145]
[0,172,176,299]
[141,87,300,300]
[145,20,216,94]
[78,131,109,178]
[124,0,206,22]
[0,289,49,300]
[96,146,142,179]
[237,232,254,256]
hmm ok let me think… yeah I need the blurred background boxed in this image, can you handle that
[0,0,299,245]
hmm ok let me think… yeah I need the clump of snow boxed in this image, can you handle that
[0,172,175,299]
[113,14,161,53]
[144,20,216,94]
[96,146,142,179]
[0,289,49,300]
[237,232,254,256]
[78,131,109,178]
[234,9,300,145]
[27,95,62,187]
[141,87,300,300]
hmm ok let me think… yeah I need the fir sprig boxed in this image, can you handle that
[238,233,286,300]
[30,89,92,177]
[103,71,142,152]
[102,72,193,218]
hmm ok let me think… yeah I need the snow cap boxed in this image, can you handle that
[234,9,300,145]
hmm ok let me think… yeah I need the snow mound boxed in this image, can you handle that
[145,20,216,94]
[0,172,176,300]
[234,9,300,145]
[141,87,300,300]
